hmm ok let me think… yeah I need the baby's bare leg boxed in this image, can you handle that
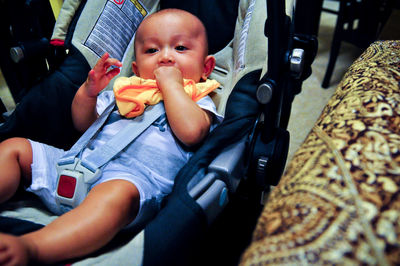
[11,180,139,264]
[0,138,32,203]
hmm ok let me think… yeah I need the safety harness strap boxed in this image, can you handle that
[80,103,165,174]
[55,101,165,208]
[58,99,116,166]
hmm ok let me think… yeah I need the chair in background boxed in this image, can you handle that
[321,0,394,88]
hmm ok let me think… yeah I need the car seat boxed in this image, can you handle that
[0,0,318,265]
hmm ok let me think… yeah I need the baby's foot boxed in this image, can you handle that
[0,233,32,266]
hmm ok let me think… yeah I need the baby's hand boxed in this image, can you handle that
[86,53,122,97]
[0,233,31,266]
[154,66,184,92]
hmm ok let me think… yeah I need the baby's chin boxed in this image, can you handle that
[183,75,203,83]
[136,73,155,79]
[151,75,203,83]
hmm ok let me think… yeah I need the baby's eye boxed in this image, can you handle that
[175,45,187,51]
[145,48,158,54]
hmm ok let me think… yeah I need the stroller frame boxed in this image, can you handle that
[144,0,319,265]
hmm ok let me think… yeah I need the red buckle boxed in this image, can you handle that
[57,175,77,199]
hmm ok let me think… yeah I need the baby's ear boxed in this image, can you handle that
[202,55,216,80]
[132,61,139,76]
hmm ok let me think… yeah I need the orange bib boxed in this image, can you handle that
[113,76,220,118]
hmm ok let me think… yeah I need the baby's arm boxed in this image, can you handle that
[72,53,122,132]
[154,66,212,146]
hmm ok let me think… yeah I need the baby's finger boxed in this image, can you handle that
[0,239,6,250]
[106,67,121,79]
[98,52,110,66]
[87,69,96,82]
[104,58,123,71]
[0,249,12,265]
[100,52,110,62]
[92,53,110,72]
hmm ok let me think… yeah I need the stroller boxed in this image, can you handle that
[0,0,319,264]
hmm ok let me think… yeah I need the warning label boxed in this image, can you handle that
[84,0,147,61]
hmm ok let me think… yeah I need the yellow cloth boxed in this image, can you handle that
[113,76,220,118]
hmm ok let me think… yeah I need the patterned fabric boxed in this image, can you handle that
[240,41,400,265]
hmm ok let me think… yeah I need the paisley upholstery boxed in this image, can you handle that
[240,40,400,265]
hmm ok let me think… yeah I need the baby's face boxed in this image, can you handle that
[132,11,210,82]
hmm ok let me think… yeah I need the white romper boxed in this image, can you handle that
[27,90,223,228]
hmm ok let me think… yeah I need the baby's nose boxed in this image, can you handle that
[159,49,174,64]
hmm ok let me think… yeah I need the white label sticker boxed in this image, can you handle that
[84,0,147,61]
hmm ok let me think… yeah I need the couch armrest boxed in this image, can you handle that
[240,41,400,265]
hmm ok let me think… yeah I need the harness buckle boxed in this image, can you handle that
[55,158,101,208]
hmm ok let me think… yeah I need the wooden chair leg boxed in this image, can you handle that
[322,1,345,88]
[322,36,342,88]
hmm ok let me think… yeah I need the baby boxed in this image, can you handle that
[0,9,222,265]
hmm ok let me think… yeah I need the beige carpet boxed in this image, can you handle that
[286,1,362,161]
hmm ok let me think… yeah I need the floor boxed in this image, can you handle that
[0,1,363,162]
[285,1,362,161]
